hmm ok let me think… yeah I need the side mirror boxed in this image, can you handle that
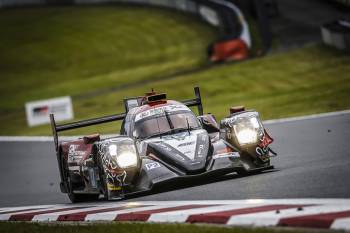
[197,114,220,133]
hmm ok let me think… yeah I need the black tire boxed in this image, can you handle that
[94,151,109,200]
[66,175,100,203]
[99,171,110,201]
[237,167,248,176]
[63,157,100,203]
[95,149,125,201]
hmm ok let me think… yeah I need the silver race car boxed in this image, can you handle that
[50,87,276,202]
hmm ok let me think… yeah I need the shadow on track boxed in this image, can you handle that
[123,169,279,200]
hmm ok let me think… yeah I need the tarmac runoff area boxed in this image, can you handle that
[0,110,349,230]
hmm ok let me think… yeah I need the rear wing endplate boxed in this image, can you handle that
[50,86,203,152]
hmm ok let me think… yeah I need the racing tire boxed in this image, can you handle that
[63,158,99,203]
[66,176,100,203]
[95,154,110,201]
[237,167,248,176]
[99,171,110,201]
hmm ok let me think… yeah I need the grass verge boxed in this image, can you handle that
[2,43,349,136]
[0,222,339,233]
[0,5,216,112]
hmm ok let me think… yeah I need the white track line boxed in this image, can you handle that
[0,205,56,214]
[0,110,349,142]
[263,109,350,125]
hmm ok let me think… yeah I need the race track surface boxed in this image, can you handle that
[0,112,349,207]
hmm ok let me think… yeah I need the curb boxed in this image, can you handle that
[1,199,350,231]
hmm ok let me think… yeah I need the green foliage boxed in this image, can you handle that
[0,6,216,111]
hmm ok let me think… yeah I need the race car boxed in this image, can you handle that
[50,87,276,202]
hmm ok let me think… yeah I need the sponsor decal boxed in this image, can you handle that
[159,142,187,161]
[68,144,85,163]
[153,131,208,162]
[196,134,209,159]
[135,105,190,122]
[178,141,195,147]
[213,152,240,160]
[197,145,205,158]
[107,183,122,191]
[145,162,161,171]
[256,131,273,161]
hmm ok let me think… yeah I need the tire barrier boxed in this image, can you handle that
[0,0,273,62]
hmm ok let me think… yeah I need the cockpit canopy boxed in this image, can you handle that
[132,105,200,139]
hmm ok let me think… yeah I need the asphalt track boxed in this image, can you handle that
[0,112,349,207]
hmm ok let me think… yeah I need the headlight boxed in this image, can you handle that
[108,140,138,169]
[235,128,258,145]
[116,151,138,169]
[230,112,264,146]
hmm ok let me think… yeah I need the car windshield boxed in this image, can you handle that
[133,111,200,139]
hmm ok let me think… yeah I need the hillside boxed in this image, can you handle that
[0,6,349,135]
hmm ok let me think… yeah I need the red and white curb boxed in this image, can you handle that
[1,199,350,230]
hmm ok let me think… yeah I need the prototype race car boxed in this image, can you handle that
[50,87,276,202]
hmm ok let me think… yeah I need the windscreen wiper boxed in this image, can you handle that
[164,110,174,130]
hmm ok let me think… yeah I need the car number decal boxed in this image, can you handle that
[145,162,161,170]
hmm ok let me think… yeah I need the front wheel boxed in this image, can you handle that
[63,157,99,203]
[237,167,248,176]
[66,175,100,203]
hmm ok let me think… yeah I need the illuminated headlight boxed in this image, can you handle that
[108,142,138,169]
[231,112,264,146]
[116,151,138,168]
[235,128,258,145]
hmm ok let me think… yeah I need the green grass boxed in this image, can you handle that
[0,222,337,233]
[0,6,349,136]
[0,5,217,111]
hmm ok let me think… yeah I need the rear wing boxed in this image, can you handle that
[50,86,203,152]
